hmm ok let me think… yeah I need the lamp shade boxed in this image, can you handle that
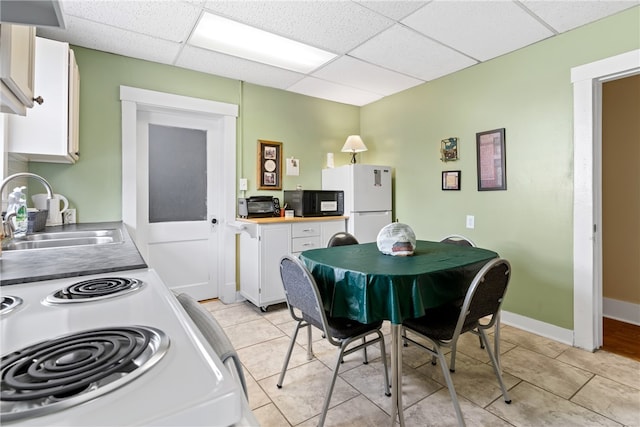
[341,135,368,153]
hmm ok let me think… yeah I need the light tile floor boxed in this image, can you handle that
[201,299,640,427]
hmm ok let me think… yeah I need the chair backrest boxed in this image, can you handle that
[454,258,511,338]
[279,255,329,334]
[327,232,359,247]
[440,234,476,247]
[175,293,248,397]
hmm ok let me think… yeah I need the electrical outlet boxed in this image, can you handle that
[63,209,76,224]
[466,215,475,229]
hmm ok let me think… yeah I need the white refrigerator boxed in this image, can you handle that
[322,164,393,243]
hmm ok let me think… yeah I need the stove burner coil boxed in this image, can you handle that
[0,326,169,421]
[0,296,22,316]
[46,277,143,304]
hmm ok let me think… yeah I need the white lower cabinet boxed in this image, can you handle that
[239,218,346,310]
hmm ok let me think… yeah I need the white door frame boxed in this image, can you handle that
[571,49,640,350]
[120,86,238,303]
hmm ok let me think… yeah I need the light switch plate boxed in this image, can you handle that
[239,178,248,191]
[466,215,475,229]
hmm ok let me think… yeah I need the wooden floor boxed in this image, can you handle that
[602,317,640,362]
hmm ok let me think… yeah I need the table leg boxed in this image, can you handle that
[390,324,405,427]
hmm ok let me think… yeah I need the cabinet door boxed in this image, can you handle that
[259,224,290,305]
[8,37,78,163]
[0,24,35,115]
[67,49,80,160]
[320,219,347,247]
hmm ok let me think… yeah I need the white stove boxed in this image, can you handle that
[0,269,254,426]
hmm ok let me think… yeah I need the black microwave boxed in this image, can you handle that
[283,190,344,217]
[238,196,280,218]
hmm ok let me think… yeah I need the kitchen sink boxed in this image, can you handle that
[2,229,124,251]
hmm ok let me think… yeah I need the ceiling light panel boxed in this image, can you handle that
[203,0,395,53]
[402,1,554,62]
[190,13,337,73]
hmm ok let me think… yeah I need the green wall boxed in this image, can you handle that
[28,6,639,330]
[29,50,359,221]
[240,83,359,198]
[360,6,640,329]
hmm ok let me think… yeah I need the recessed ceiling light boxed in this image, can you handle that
[190,13,337,74]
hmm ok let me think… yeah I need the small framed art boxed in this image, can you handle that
[442,170,461,191]
[476,128,506,191]
[257,140,283,190]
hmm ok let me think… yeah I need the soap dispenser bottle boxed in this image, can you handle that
[7,186,28,237]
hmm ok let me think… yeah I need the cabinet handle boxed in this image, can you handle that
[33,96,44,105]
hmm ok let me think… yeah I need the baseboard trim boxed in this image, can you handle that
[501,311,574,346]
[603,298,640,326]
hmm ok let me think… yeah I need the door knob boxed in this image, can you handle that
[211,218,218,224]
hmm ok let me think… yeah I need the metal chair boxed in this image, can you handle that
[327,231,359,247]
[439,234,476,247]
[440,234,486,355]
[402,258,512,427]
[176,293,248,398]
[277,255,390,427]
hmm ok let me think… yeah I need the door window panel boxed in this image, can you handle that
[148,124,207,223]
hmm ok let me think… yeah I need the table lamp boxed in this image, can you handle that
[341,135,368,164]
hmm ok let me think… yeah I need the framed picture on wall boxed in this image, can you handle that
[257,140,283,190]
[442,170,461,190]
[476,128,507,191]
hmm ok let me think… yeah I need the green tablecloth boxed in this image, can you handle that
[300,240,498,325]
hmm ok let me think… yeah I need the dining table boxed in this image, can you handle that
[299,240,499,426]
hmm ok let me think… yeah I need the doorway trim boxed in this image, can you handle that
[571,49,640,350]
[120,86,238,303]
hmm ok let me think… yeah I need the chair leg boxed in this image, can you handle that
[376,330,391,397]
[494,313,502,371]
[318,343,349,427]
[277,320,303,388]
[479,328,511,404]
[362,337,369,364]
[307,324,314,361]
[449,342,458,372]
[435,347,466,427]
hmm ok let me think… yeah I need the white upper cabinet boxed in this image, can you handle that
[8,37,80,163]
[0,24,37,116]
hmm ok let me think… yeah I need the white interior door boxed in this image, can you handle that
[136,110,221,300]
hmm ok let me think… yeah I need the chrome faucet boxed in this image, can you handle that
[1,173,54,240]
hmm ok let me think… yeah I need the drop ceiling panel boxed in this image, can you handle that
[27,1,638,106]
[312,56,423,96]
[350,24,477,81]
[37,16,182,64]
[60,0,200,42]
[355,0,428,20]
[521,0,638,32]
[176,45,304,90]
[288,76,384,106]
[402,0,555,62]
[203,0,394,53]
